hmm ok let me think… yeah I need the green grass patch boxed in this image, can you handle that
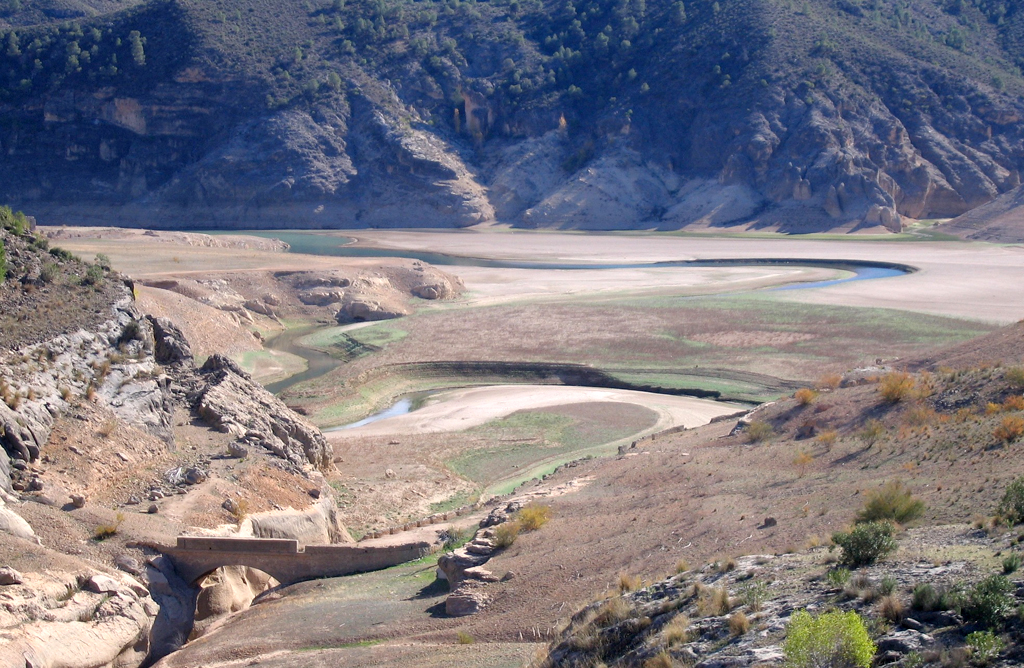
[429,490,479,514]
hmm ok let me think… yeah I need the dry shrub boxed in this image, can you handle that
[93,512,125,541]
[618,572,641,593]
[906,405,937,427]
[1005,367,1024,389]
[857,480,925,525]
[643,651,675,668]
[955,407,976,423]
[793,450,814,477]
[879,372,916,404]
[516,503,552,531]
[1004,395,1024,412]
[986,402,1004,416]
[816,429,839,449]
[456,631,474,644]
[994,416,1024,443]
[697,586,732,617]
[663,615,691,645]
[494,521,521,548]
[97,418,117,438]
[714,557,736,573]
[745,420,774,443]
[795,388,818,405]
[879,594,905,623]
[728,611,750,635]
[675,559,690,574]
[859,418,886,444]
[817,373,842,390]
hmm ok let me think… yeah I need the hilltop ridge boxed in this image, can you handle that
[1,0,1024,230]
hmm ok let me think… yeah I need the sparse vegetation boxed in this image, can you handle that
[879,372,916,404]
[93,512,125,540]
[783,610,876,668]
[494,521,520,548]
[832,521,898,567]
[727,610,750,635]
[455,631,474,644]
[997,477,1024,524]
[1005,367,1024,389]
[617,572,641,593]
[516,503,552,531]
[859,419,886,445]
[962,576,1014,629]
[856,481,925,525]
[994,415,1024,443]
[1004,553,1022,574]
[745,420,774,443]
[966,630,1005,665]
[662,615,691,645]
[794,388,817,405]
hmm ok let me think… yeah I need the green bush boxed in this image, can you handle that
[1003,553,1021,574]
[966,630,1005,665]
[39,262,57,284]
[0,238,6,283]
[1005,367,1024,389]
[832,521,897,567]
[963,576,1014,629]
[0,205,28,235]
[745,420,774,443]
[912,583,940,611]
[856,481,925,525]
[783,609,876,668]
[997,477,1024,524]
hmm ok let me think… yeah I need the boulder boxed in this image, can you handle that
[338,300,408,322]
[0,566,23,585]
[412,282,456,300]
[0,502,36,542]
[227,442,249,459]
[148,316,193,366]
[248,498,352,544]
[70,494,87,508]
[86,574,124,595]
[446,583,492,616]
[298,288,346,306]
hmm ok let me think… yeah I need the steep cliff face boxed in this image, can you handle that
[1,0,1023,231]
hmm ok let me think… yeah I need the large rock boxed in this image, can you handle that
[445,582,492,616]
[247,498,352,544]
[191,565,277,640]
[0,566,23,585]
[194,354,332,469]
[148,316,194,367]
[0,500,36,542]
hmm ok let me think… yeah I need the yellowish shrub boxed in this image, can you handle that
[879,372,916,404]
[728,611,751,635]
[516,503,552,531]
[995,416,1024,443]
[795,388,818,405]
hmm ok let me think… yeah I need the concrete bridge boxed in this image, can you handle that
[164,536,435,585]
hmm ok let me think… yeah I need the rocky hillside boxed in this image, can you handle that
[1,0,1023,231]
[937,183,1024,242]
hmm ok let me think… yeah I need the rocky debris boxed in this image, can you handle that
[299,288,346,306]
[116,555,144,577]
[446,582,492,617]
[222,498,239,514]
[183,467,207,485]
[148,504,159,514]
[480,500,526,528]
[412,282,456,300]
[193,354,332,469]
[0,566,23,585]
[245,498,352,545]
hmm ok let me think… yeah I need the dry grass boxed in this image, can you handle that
[618,572,642,593]
[593,597,633,627]
[697,586,732,617]
[879,594,905,623]
[675,559,690,574]
[93,511,125,541]
[816,429,839,449]
[97,417,117,438]
[728,611,750,635]
[643,651,676,668]
[793,450,814,477]
[663,615,691,645]
[745,420,774,443]
[456,631,474,644]
[817,373,842,390]
[1004,395,1024,411]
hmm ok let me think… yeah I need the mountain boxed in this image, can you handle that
[1,0,1024,230]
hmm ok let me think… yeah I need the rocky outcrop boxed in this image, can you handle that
[193,354,332,469]
[190,565,277,640]
[0,568,158,668]
[245,498,352,544]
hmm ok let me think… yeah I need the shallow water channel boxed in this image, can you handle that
[254,232,913,422]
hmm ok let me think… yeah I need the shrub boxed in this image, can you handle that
[816,429,839,448]
[832,521,897,567]
[737,580,769,611]
[697,585,732,617]
[455,631,474,644]
[643,652,674,668]
[826,567,851,587]
[83,263,104,286]
[675,558,690,574]
[879,372,916,403]
[994,415,1024,443]
[879,575,897,596]
[817,373,842,390]
[93,512,125,540]
[0,238,6,283]
[783,610,876,668]
[516,503,551,531]
[793,450,814,477]
[859,419,886,445]
[795,388,817,405]
[856,481,925,525]
[1005,367,1024,389]
[1004,395,1024,411]
[963,576,1014,629]
[998,477,1024,524]
[912,583,940,611]
[39,262,57,284]
[745,420,774,443]
[966,630,1005,665]
[494,521,520,548]
[1002,553,1021,574]
[728,610,750,635]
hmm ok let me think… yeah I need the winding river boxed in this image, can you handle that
[250,231,914,423]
